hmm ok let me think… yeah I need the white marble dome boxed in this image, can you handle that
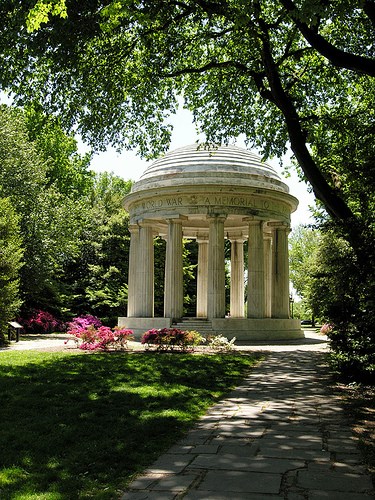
[131,144,290,193]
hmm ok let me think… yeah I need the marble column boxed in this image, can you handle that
[135,222,154,317]
[127,224,139,318]
[247,221,265,318]
[230,238,245,317]
[164,218,183,320]
[196,237,208,318]
[263,234,272,318]
[207,215,226,319]
[271,223,290,318]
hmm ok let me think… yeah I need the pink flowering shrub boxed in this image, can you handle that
[67,315,102,330]
[141,328,204,352]
[66,322,133,351]
[21,309,63,334]
[320,323,334,335]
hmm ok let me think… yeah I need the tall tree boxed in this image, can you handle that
[305,229,375,382]
[25,105,94,197]
[0,198,24,343]
[0,104,90,315]
[289,224,321,301]
[61,172,132,323]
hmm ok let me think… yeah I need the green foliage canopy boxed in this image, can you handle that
[1,0,374,227]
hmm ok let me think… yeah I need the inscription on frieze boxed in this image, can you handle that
[132,194,288,214]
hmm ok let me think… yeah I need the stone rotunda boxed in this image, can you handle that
[118,144,303,341]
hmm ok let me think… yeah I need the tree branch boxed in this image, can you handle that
[159,59,258,78]
[363,0,375,29]
[254,2,355,222]
[280,0,375,77]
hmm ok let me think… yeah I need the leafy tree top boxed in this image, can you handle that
[1,1,374,226]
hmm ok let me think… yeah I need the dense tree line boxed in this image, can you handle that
[290,224,374,382]
[0,104,132,340]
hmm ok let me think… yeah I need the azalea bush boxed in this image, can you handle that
[141,328,205,352]
[66,316,133,351]
[21,309,63,334]
[68,314,102,330]
[320,323,333,335]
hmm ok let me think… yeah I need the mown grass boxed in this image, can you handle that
[0,349,261,499]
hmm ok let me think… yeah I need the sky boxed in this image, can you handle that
[84,106,316,229]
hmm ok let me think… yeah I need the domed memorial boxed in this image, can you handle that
[119,144,303,340]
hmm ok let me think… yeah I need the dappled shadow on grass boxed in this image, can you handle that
[0,350,260,499]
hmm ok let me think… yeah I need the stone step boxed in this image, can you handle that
[172,319,216,335]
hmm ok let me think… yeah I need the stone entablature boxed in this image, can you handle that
[125,186,297,229]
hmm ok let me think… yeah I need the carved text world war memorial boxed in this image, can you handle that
[119,144,303,341]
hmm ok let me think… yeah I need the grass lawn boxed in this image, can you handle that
[0,349,261,499]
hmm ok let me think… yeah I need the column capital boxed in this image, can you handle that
[197,236,209,244]
[268,221,291,231]
[246,219,265,227]
[165,215,188,223]
[137,218,155,228]
[228,233,246,243]
[128,224,139,234]
[138,219,160,237]
[207,213,227,222]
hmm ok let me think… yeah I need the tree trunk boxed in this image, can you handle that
[258,25,355,223]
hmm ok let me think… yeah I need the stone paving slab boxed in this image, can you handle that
[183,493,281,500]
[309,492,373,500]
[120,343,374,500]
[258,447,330,461]
[297,469,373,491]
[195,470,282,494]
[189,454,305,473]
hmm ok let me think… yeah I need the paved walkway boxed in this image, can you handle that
[121,334,374,499]
[0,332,72,351]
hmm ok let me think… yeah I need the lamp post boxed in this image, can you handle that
[289,294,294,318]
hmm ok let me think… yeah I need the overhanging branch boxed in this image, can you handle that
[254,3,355,222]
[159,59,258,78]
[280,0,375,77]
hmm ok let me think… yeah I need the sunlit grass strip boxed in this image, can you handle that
[0,350,262,499]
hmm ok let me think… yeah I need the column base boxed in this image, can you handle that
[119,317,303,342]
[118,317,172,339]
[211,318,303,341]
